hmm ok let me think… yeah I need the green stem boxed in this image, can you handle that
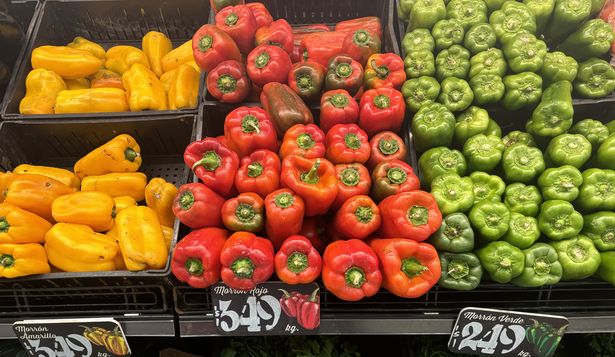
[355,206,373,224]
[335,62,353,78]
[247,162,263,178]
[286,252,308,274]
[235,203,256,223]
[225,12,238,26]
[330,93,349,108]
[378,138,399,155]
[275,192,294,208]
[255,51,270,69]
[370,59,389,79]
[373,94,390,109]
[353,30,370,45]
[0,254,14,268]
[387,167,407,184]
[300,160,320,184]
[124,148,138,162]
[408,205,428,226]
[296,133,315,149]
[0,218,8,233]
[198,35,213,52]
[191,151,221,172]
[241,115,260,134]
[179,191,195,210]
[344,133,361,150]
[231,257,255,279]
[217,74,237,94]
[401,258,426,278]
[340,168,360,187]
[185,258,204,276]
[344,267,366,288]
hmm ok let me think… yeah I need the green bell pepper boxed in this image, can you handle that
[502,72,543,111]
[583,211,615,251]
[404,50,436,79]
[523,0,555,32]
[453,106,490,146]
[438,77,473,112]
[432,19,465,51]
[436,45,470,80]
[594,134,615,170]
[540,52,579,87]
[469,48,507,78]
[411,102,456,153]
[446,0,488,31]
[558,19,615,62]
[551,235,601,280]
[438,252,483,290]
[538,200,584,240]
[431,173,475,214]
[489,1,537,44]
[502,131,536,148]
[419,146,467,187]
[462,134,505,173]
[502,32,547,73]
[527,81,574,139]
[402,29,436,55]
[577,168,615,212]
[503,213,541,249]
[470,74,505,106]
[398,0,416,22]
[408,0,447,31]
[484,119,502,137]
[592,0,607,15]
[570,119,610,149]
[538,165,583,202]
[597,251,615,285]
[574,58,615,99]
[469,200,511,241]
[511,243,563,287]
[546,0,592,42]
[545,134,592,168]
[464,23,497,55]
[484,0,507,13]
[477,241,525,283]
[429,212,475,253]
[607,120,615,134]
[501,144,545,183]
[504,183,542,217]
[470,171,506,204]
[401,77,441,112]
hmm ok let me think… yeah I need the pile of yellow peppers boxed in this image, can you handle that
[20,32,200,115]
[0,134,178,278]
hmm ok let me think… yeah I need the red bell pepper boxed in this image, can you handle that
[279,290,304,318]
[279,124,326,160]
[367,131,408,170]
[255,19,294,55]
[335,17,383,38]
[319,89,360,133]
[296,288,320,330]
[224,106,278,158]
[300,31,347,67]
[299,216,328,254]
[325,124,370,165]
[292,24,331,63]
[342,29,382,67]
[378,191,442,241]
[332,195,381,240]
[370,238,441,298]
[234,149,280,198]
[216,135,228,146]
[192,24,241,73]
[171,227,230,288]
[280,156,338,216]
[274,235,322,284]
[260,82,314,136]
[322,239,382,301]
[206,60,250,103]
[210,0,244,14]
[246,2,272,28]
[264,188,305,250]
[247,44,292,87]
[172,183,225,229]
[184,137,240,197]
[215,5,257,55]
[324,54,364,97]
[221,192,265,232]
[364,54,406,90]
[220,231,274,290]
[371,159,420,202]
[358,87,406,137]
[332,163,371,210]
[288,61,326,102]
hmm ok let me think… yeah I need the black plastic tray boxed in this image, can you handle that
[1,0,210,120]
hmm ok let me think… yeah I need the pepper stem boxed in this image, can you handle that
[308,288,319,302]
[217,74,237,94]
[198,35,213,52]
[275,192,294,208]
[401,258,426,278]
[255,51,271,69]
[448,260,470,280]
[344,133,361,150]
[0,218,8,233]
[370,59,389,79]
[387,167,407,184]
[0,254,14,268]
[335,63,353,78]
[378,138,399,155]
[225,12,238,26]
[300,160,321,184]
[247,162,263,178]
[296,133,315,150]
[278,289,291,298]
[353,30,370,45]
[373,94,390,109]
[235,203,256,223]
[330,94,349,108]
[408,205,429,226]
[231,257,255,279]
[241,115,260,134]
[533,256,552,276]
[286,252,308,274]
[355,206,373,223]
[124,148,138,162]
[179,191,195,210]
[344,267,366,288]
[296,74,312,90]
[185,258,204,276]
[191,151,221,172]
[340,168,360,187]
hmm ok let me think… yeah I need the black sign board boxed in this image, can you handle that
[13,318,130,357]
[448,307,569,357]
[211,282,320,335]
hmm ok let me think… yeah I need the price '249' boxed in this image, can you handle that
[455,322,526,355]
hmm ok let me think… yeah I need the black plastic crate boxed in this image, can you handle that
[1,0,210,120]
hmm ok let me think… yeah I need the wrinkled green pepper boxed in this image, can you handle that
[408,0,447,31]
[401,77,440,112]
[464,23,497,55]
[546,0,592,42]
[545,134,592,168]
[484,119,502,137]
[402,29,435,55]
[523,0,555,32]
[597,251,615,285]
[594,134,615,170]
[454,106,490,146]
[504,183,542,217]
[551,235,601,280]
[502,131,536,148]
[470,74,505,106]
[469,48,507,78]
[446,0,488,31]
[503,32,547,73]
[469,200,511,241]
[607,120,615,134]
[418,147,467,187]
[501,144,546,183]
[489,1,537,44]
[540,51,579,87]
[511,243,563,287]
[404,51,436,79]
[432,19,465,51]
[477,241,525,283]
[484,0,507,13]
[462,134,505,173]
[438,77,473,112]
[538,200,584,240]
[574,58,615,99]
[470,171,506,204]
[583,211,615,251]
[436,45,470,81]
[398,0,416,22]
[438,252,483,290]
[558,19,615,62]
[429,212,474,253]
[411,102,456,153]
[502,72,543,111]
[577,168,615,212]
[503,213,541,249]
[538,165,583,202]
[570,119,610,149]
[431,173,474,215]
[527,81,574,139]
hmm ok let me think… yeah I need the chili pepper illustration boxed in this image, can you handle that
[279,289,305,318]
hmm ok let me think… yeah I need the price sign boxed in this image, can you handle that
[211,282,320,335]
[448,307,568,357]
[13,318,130,357]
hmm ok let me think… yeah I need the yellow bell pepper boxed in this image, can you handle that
[115,206,168,271]
[13,164,80,191]
[67,36,106,60]
[160,70,175,93]
[19,68,66,115]
[161,40,193,73]
[90,69,124,90]
[144,178,178,227]
[122,63,167,111]
[31,45,102,79]
[0,172,16,203]
[142,31,172,78]
[0,203,52,244]
[4,174,73,222]
[105,45,150,75]
[73,134,142,178]
[65,78,90,90]
[113,196,137,213]
[105,224,127,270]
[161,225,173,250]
[81,172,147,201]
[168,64,199,110]
[55,88,129,114]
[51,191,115,232]
[0,243,50,278]
[45,223,119,272]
